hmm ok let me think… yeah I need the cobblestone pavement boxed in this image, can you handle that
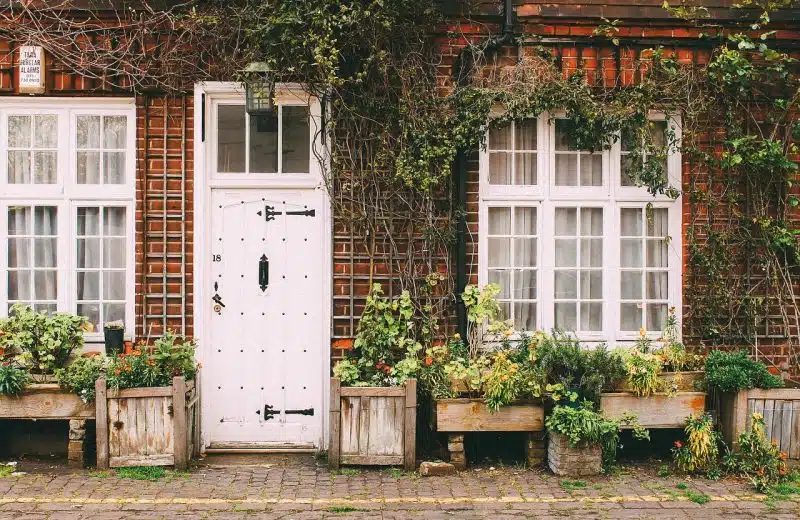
[0,455,798,519]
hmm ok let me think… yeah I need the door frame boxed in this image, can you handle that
[193,81,332,451]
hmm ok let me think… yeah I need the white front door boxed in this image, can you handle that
[207,187,325,447]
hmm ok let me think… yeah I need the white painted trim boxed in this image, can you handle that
[194,83,332,452]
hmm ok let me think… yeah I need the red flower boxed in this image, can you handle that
[674,441,683,449]
[424,357,433,367]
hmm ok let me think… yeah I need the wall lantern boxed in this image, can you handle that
[243,61,275,116]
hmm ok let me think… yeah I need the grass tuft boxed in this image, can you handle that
[686,490,710,505]
[117,466,167,481]
[0,464,14,478]
[560,479,588,491]
[326,506,365,513]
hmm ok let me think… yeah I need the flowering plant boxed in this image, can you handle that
[106,331,197,389]
[55,354,107,403]
[724,413,790,492]
[671,413,720,475]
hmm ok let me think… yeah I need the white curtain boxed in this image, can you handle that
[7,207,31,304]
[76,207,100,326]
[34,207,57,312]
[579,208,603,331]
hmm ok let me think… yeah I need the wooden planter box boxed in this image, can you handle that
[435,398,545,469]
[614,371,705,393]
[548,431,602,477]
[719,388,800,458]
[95,375,200,470]
[600,391,706,428]
[0,383,95,467]
[328,378,416,470]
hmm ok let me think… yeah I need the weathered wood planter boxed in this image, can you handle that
[95,375,200,470]
[719,388,800,458]
[600,391,706,428]
[329,378,416,470]
[614,371,705,393]
[548,431,602,477]
[0,383,94,467]
[435,398,545,470]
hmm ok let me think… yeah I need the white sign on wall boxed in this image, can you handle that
[19,46,45,94]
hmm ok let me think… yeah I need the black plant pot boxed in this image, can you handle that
[104,327,125,356]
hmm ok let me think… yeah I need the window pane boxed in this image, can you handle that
[580,154,602,186]
[8,115,31,148]
[77,207,100,235]
[646,239,668,268]
[554,239,577,267]
[581,303,603,331]
[650,121,668,149]
[554,270,577,299]
[248,114,278,173]
[580,239,602,267]
[103,271,126,300]
[34,270,57,300]
[282,105,310,173]
[621,303,642,331]
[8,150,31,183]
[34,115,57,148]
[104,303,126,323]
[103,239,126,268]
[104,116,127,149]
[554,120,574,151]
[514,238,536,267]
[554,154,577,186]
[621,154,635,186]
[34,207,57,235]
[514,153,537,185]
[77,303,100,329]
[620,239,643,267]
[77,115,101,148]
[34,238,57,267]
[8,206,30,234]
[103,207,126,236]
[581,208,603,236]
[514,302,536,331]
[217,105,246,173]
[488,207,511,235]
[8,270,31,300]
[488,269,510,298]
[647,208,669,237]
[77,151,101,184]
[555,302,577,331]
[514,207,536,235]
[647,303,668,331]
[515,119,536,150]
[513,269,536,299]
[489,152,511,184]
[554,208,577,236]
[103,151,126,184]
[646,272,668,299]
[489,123,511,150]
[8,238,30,267]
[77,272,99,300]
[34,151,57,183]
[488,238,510,267]
[581,271,602,299]
[77,239,101,268]
[621,271,642,299]
[621,208,642,236]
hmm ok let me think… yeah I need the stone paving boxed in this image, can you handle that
[0,454,798,519]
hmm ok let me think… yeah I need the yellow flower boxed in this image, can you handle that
[639,327,646,337]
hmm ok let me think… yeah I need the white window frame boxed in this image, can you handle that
[0,98,136,341]
[209,86,323,184]
[479,111,682,344]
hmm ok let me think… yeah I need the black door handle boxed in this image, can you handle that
[259,255,269,292]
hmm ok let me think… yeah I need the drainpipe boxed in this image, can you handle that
[453,0,516,339]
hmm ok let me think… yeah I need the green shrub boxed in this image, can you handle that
[0,304,90,375]
[106,331,197,389]
[725,413,790,493]
[705,350,782,393]
[671,414,720,474]
[56,355,107,402]
[0,362,30,396]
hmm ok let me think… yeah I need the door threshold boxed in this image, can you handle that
[206,442,317,453]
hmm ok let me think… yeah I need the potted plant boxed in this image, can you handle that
[329,284,419,470]
[0,305,96,467]
[95,331,200,470]
[545,403,648,476]
[708,350,797,457]
[103,320,125,356]
[600,309,707,428]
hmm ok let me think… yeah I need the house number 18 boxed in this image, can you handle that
[212,254,222,262]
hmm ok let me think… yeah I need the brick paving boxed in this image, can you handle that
[0,455,798,519]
